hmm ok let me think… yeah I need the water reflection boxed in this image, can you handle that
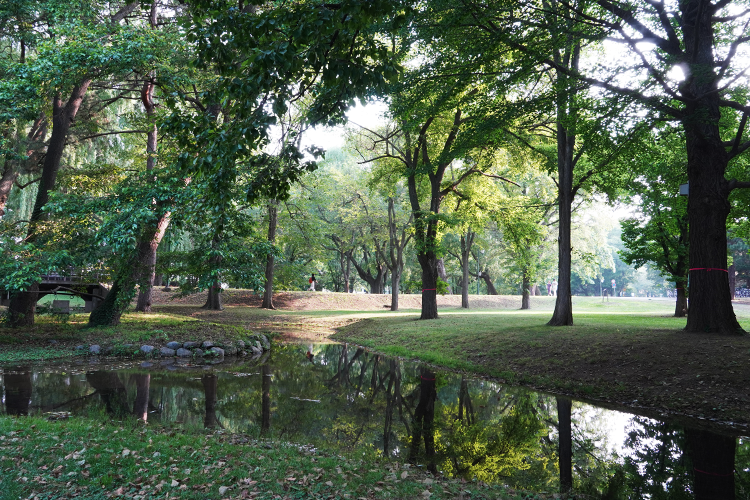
[1,343,748,498]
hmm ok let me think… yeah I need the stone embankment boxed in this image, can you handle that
[77,334,271,361]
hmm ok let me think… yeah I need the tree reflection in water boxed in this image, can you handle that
[3,344,749,498]
[3,366,32,415]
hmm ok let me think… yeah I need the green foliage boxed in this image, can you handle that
[619,132,689,286]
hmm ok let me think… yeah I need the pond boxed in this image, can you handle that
[2,342,748,498]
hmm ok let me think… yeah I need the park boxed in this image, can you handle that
[1,0,750,498]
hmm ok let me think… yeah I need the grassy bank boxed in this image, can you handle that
[0,415,549,500]
[332,297,750,429]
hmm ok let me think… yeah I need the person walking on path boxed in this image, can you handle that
[309,274,317,291]
[551,280,558,297]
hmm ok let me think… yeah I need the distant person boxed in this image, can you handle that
[547,281,552,295]
[309,274,317,291]
[551,280,558,296]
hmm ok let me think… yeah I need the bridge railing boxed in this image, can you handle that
[41,268,105,283]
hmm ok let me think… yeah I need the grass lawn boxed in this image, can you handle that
[1,415,545,500]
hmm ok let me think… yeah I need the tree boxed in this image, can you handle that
[546,0,750,333]
[402,0,640,326]
[157,0,406,309]
[620,133,690,316]
[3,1,169,326]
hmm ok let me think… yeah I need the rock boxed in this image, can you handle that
[254,341,263,352]
[166,341,182,350]
[209,347,224,357]
[239,350,247,357]
[49,340,58,345]
[236,340,245,349]
[219,486,229,495]
[202,340,214,349]
[259,334,270,350]
[159,359,175,366]
[75,345,86,351]
[193,348,204,357]
[160,347,176,357]
[102,346,113,355]
[183,341,200,349]
[140,345,155,355]
[89,345,101,355]
[176,348,192,358]
[140,362,154,368]
[223,343,238,356]
[250,345,263,355]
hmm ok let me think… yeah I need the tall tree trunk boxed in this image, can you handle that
[557,397,573,493]
[135,76,170,312]
[521,266,531,310]
[480,269,498,295]
[7,81,91,327]
[339,251,351,293]
[203,233,224,310]
[261,200,278,309]
[418,252,439,320]
[681,2,741,334]
[135,211,170,312]
[203,283,223,310]
[390,266,401,311]
[460,232,474,309]
[88,280,128,326]
[547,29,579,327]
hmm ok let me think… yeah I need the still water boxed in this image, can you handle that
[2,343,749,498]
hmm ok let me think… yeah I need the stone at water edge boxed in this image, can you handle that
[166,341,182,350]
[176,348,192,358]
[259,335,270,350]
[201,341,214,349]
[193,348,204,357]
[160,347,176,357]
[236,340,245,349]
[223,343,238,355]
[140,345,155,355]
[89,345,101,355]
[183,341,200,349]
[209,347,224,357]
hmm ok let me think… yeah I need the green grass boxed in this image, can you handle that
[0,415,558,500]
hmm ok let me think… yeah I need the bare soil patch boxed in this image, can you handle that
[151,289,522,310]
